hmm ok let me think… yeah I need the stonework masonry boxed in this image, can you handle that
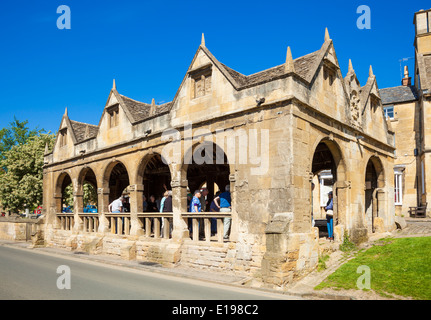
[380,9,431,219]
[34,24,411,288]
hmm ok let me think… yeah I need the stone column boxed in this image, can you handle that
[73,190,83,232]
[171,178,190,240]
[52,192,63,229]
[129,183,144,236]
[97,187,110,233]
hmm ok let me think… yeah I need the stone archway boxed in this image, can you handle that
[55,172,73,213]
[311,138,348,239]
[183,141,230,212]
[77,166,98,212]
[137,153,172,212]
[365,156,385,233]
[102,161,130,206]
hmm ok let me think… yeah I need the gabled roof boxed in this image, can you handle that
[379,85,419,105]
[212,42,330,90]
[69,120,99,143]
[98,88,172,128]
[53,109,99,147]
[117,93,172,124]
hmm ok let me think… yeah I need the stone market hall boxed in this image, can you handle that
[40,28,396,287]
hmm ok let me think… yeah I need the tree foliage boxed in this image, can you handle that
[0,118,55,213]
[0,117,44,161]
[62,182,98,210]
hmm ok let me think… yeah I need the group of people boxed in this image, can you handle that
[188,185,232,240]
[142,191,173,214]
[107,183,232,240]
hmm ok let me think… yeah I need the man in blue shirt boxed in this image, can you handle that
[190,190,202,212]
[214,185,231,239]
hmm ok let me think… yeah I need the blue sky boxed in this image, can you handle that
[0,0,428,134]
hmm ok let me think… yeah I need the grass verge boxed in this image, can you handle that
[315,237,431,300]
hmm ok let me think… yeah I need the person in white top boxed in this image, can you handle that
[109,196,125,213]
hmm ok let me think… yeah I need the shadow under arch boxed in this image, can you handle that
[182,140,231,211]
[310,137,348,237]
[55,171,73,213]
[364,155,385,233]
[102,160,130,205]
[76,166,98,212]
[136,152,172,210]
[311,138,347,182]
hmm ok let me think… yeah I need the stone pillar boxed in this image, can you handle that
[228,172,237,242]
[261,212,319,288]
[73,190,84,232]
[52,193,63,229]
[97,187,110,232]
[171,178,189,240]
[333,181,350,242]
[129,183,144,236]
[261,213,295,286]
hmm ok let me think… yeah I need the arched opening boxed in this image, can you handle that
[184,141,230,212]
[55,172,73,213]
[78,167,98,213]
[140,153,172,212]
[365,156,385,233]
[107,162,130,211]
[311,139,346,239]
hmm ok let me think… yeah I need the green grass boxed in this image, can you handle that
[315,237,431,300]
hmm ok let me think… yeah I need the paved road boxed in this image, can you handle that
[0,245,301,301]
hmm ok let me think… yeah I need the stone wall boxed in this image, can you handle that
[0,221,29,241]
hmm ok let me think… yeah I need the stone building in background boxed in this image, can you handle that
[380,8,431,218]
[41,26,397,287]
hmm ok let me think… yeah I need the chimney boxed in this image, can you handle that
[402,65,411,86]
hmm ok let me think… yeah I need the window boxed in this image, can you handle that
[394,169,403,205]
[383,105,394,119]
[59,129,67,147]
[190,66,212,99]
[108,105,119,128]
[323,67,336,91]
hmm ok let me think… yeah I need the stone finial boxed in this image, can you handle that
[201,33,205,47]
[84,125,90,139]
[113,79,116,90]
[284,46,295,73]
[64,107,68,116]
[150,98,156,116]
[348,59,354,73]
[44,142,49,154]
[324,28,331,42]
[369,65,374,77]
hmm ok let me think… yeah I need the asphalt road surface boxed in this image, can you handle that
[0,245,301,301]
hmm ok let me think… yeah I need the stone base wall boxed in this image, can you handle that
[1,220,321,285]
[0,222,28,241]
[40,227,268,278]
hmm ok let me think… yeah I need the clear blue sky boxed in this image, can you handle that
[0,0,429,134]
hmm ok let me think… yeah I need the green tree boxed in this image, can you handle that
[62,182,98,211]
[0,133,55,212]
[0,117,44,161]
